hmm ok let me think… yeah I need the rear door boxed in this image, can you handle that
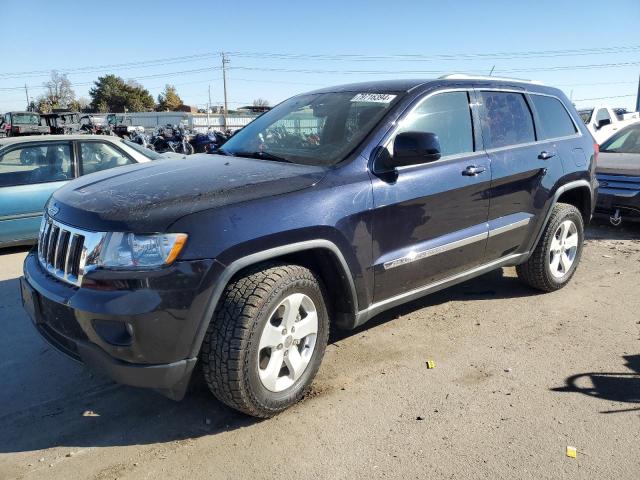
[0,141,75,245]
[476,89,559,261]
[371,89,491,302]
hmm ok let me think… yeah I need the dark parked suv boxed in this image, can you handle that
[21,75,597,417]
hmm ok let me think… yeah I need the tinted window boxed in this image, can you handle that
[531,95,577,139]
[595,108,611,123]
[0,143,73,187]
[396,91,474,156]
[600,125,640,154]
[79,141,134,175]
[479,91,535,149]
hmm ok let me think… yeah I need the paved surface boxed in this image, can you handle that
[0,221,639,480]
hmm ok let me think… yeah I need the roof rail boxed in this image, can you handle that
[438,73,545,85]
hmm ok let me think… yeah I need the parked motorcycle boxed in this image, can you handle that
[190,129,231,153]
[150,125,194,155]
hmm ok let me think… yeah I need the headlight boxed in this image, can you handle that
[93,232,188,269]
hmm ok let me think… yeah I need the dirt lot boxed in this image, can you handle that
[0,221,638,480]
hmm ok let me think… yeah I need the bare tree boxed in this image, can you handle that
[41,70,76,109]
[253,98,270,107]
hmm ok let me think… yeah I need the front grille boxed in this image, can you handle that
[38,216,100,287]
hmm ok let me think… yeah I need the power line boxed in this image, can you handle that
[573,93,637,102]
[227,45,640,62]
[0,67,221,92]
[225,60,640,76]
[0,53,217,80]
[2,43,639,81]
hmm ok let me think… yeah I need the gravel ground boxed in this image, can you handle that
[0,221,638,480]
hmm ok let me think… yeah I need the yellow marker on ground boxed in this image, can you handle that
[566,446,577,458]
[426,360,436,369]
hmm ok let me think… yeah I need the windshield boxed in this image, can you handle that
[578,109,593,124]
[12,113,40,125]
[220,91,402,166]
[123,139,164,160]
[600,124,640,154]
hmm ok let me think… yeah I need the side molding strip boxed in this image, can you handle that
[356,252,527,327]
[383,218,531,270]
[383,232,487,270]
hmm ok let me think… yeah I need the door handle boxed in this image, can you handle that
[462,165,486,176]
[538,151,556,160]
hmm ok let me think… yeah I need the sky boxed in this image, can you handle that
[1,0,639,112]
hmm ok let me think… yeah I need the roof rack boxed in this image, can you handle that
[438,74,545,85]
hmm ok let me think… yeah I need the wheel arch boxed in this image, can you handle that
[528,179,592,257]
[188,240,359,358]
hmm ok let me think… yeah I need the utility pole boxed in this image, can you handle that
[221,52,230,130]
[207,84,212,129]
[24,84,30,110]
[636,73,640,113]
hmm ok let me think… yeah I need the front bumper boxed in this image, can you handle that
[21,251,216,400]
[595,174,640,223]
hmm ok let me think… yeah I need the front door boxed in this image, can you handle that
[371,90,491,302]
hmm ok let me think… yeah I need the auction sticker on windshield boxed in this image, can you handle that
[351,93,397,103]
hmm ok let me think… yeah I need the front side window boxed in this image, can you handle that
[595,108,611,124]
[11,113,40,125]
[0,143,73,187]
[530,95,577,140]
[600,125,640,154]
[79,141,134,175]
[221,91,402,166]
[394,91,474,157]
[479,91,535,149]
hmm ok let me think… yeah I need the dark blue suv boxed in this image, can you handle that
[21,75,597,417]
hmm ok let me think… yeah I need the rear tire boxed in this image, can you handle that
[516,202,584,292]
[201,263,329,418]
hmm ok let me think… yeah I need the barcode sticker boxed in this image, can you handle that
[351,93,397,103]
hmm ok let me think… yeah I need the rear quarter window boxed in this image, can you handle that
[530,95,577,140]
[479,91,535,149]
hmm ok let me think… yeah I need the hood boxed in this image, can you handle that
[596,152,640,177]
[50,155,326,232]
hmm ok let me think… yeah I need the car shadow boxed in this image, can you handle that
[331,266,541,343]
[587,218,640,240]
[0,270,257,454]
[0,245,31,256]
[551,355,640,414]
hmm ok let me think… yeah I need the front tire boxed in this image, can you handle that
[201,263,329,417]
[516,202,584,292]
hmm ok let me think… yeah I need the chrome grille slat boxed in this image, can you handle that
[64,233,77,277]
[37,215,101,287]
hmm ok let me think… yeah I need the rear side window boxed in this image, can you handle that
[479,91,535,149]
[530,95,577,140]
[396,91,474,156]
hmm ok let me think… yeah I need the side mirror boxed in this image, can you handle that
[390,131,441,168]
[596,118,611,129]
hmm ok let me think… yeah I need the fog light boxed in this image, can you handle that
[92,319,134,346]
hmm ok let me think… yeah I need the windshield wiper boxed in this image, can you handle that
[232,151,293,163]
